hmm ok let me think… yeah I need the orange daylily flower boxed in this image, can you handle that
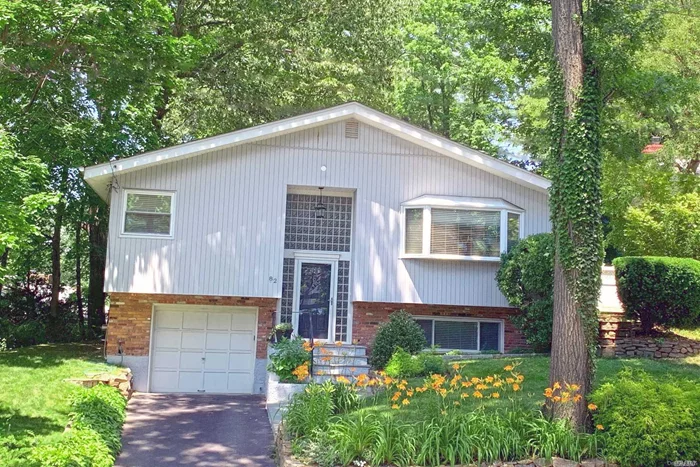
[588,403,598,411]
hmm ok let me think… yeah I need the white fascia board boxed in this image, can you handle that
[350,104,551,194]
[82,103,360,181]
[402,195,524,211]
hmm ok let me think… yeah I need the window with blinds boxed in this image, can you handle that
[404,208,423,254]
[123,191,173,236]
[415,318,502,351]
[430,209,501,257]
[507,212,520,252]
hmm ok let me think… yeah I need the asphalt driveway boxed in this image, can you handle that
[116,394,275,467]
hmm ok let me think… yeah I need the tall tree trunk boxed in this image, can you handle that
[49,189,67,319]
[0,247,8,295]
[75,220,85,337]
[548,0,601,431]
[88,204,108,332]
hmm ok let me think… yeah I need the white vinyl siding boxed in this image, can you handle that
[122,190,174,237]
[416,317,503,352]
[106,120,549,306]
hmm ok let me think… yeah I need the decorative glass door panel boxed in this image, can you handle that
[296,261,334,340]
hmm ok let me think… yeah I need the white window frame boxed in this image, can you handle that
[120,189,176,239]
[400,197,523,261]
[414,316,505,353]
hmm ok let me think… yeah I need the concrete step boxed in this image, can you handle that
[312,344,367,356]
[312,363,372,377]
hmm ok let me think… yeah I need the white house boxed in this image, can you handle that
[82,102,551,394]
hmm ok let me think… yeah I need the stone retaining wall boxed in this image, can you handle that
[66,367,133,399]
[598,312,700,358]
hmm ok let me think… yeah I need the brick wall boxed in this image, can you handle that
[352,302,529,352]
[107,293,277,359]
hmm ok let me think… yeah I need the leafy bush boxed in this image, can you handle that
[416,352,446,375]
[285,383,336,439]
[590,368,700,466]
[613,256,700,333]
[369,311,427,369]
[385,348,425,378]
[2,385,127,467]
[496,233,554,351]
[268,337,310,382]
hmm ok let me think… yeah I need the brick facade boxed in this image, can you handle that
[352,302,529,352]
[107,293,277,359]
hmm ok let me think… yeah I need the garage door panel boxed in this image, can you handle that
[151,370,178,391]
[153,329,182,349]
[181,331,205,349]
[178,372,202,392]
[228,374,253,393]
[156,311,183,329]
[207,313,231,331]
[183,312,206,330]
[231,312,256,331]
[179,351,204,370]
[229,355,254,372]
[204,352,228,371]
[150,306,257,394]
[152,350,179,369]
[206,332,230,351]
[229,333,254,352]
[203,372,228,392]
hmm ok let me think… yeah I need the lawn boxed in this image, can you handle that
[358,355,700,421]
[0,343,118,444]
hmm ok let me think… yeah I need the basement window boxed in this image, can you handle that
[414,317,503,352]
[401,195,522,261]
[122,189,175,237]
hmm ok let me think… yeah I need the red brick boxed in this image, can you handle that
[107,293,276,359]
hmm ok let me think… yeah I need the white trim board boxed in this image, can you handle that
[82,102,551,201]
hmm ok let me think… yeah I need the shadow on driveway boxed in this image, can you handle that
[116,394,275,467]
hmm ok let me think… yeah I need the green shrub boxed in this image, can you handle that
[496,233,554,351]
[284,383,336,439]
[590,368,700,466]
[6,385,127,467]
[416,352,447,375]
[268,337,310,382]
[385,348,425,378]
[369,311,427,369]
[613,256,700,333]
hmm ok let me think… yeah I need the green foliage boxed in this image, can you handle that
[295,408,602,466]
[613,256,700,333]
[416,352,447,375]
[616,193,700,259]
[369,311,427,370]
[0,319,47,349]
[590,368,700,466]
[284,383,336,439]
[268,337,310,382]
[385,348,425,378]
[496,234,554,351]
[2,385,127,467]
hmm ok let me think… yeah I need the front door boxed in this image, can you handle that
[292,259,337,341]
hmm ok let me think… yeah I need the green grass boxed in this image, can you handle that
[671,327,700,341]
[358,355,700,421]
[0,343,118,444]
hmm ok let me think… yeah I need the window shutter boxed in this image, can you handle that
[430,209,500,257]
[404,208,424,254]
[434,321,478,350]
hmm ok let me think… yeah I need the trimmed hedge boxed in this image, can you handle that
[496,233,554,351]
[0,385,127,466]
[590,368,700,466]
[613,256,700,333]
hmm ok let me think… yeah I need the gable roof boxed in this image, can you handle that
[82,102,551,200]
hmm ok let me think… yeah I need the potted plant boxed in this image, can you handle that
[269,322,294,342]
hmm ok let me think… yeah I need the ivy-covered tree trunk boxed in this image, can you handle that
[88,204,108,331]
[548,0,603,431]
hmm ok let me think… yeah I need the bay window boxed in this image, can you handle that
[401,196,522,260]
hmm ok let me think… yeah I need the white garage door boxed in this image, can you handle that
[150,305,257,394]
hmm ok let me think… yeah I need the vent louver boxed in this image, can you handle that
[345,119,359,139]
